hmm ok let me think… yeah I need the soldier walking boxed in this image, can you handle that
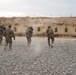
[25,26,33,46]
[0,25,3,45]
[46,26,54,47]
[3,25,15,50]
[2,24,6,31]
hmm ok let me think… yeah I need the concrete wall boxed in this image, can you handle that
[1,17,76,37]
[11,24,76,37]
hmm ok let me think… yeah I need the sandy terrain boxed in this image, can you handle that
[0,37,76,75]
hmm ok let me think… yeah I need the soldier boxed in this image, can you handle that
[46,26,54,47]
[2,24,6,31]
[0,25,3,45]
[3,24,15,50]
[25,26,33,46]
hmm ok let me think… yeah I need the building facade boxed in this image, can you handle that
[0,17,76,37]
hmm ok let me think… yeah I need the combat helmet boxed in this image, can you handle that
[8,24,12,28]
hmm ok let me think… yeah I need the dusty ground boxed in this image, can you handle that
[0,37,76,75]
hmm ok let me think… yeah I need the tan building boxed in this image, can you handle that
[0,17,76,37]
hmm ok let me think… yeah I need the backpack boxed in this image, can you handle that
[48,28,54,34]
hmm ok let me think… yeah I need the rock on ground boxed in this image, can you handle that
[0,37,76,75]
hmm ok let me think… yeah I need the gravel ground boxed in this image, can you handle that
[0,37,76,75]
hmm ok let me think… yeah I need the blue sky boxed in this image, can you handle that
[0,0,76,17]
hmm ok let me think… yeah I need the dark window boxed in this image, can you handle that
[55,27,58,32]
[65,27,68,32]
[38,27,40,32]
[14,27,17,32]
[75,28,76,32]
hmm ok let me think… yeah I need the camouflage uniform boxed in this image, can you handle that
[3,25,15,50]
[2,24,6,31]
[0,25,3,45]
[46,26,54,47]
[25,27,33,46]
